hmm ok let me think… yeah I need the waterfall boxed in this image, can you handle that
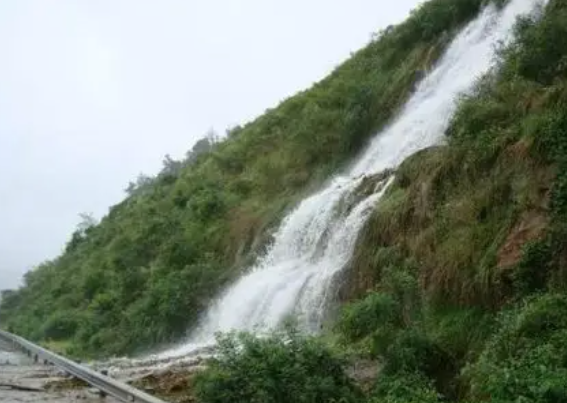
[157,0,545,360]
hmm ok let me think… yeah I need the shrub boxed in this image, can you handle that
[504,3,567,85]
[512,238,553,296]
[377,329,451,382]
[39,312,79,340]
[193,331,362,403]
[465,294,567,402]
[369,371,441,403]
[337,292,401,342]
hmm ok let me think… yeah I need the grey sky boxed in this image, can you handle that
[0,0,420,290]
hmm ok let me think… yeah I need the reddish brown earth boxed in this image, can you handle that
[497,210,548,269]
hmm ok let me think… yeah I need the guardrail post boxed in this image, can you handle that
[99,369,108,398]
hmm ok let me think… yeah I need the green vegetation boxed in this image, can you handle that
[464,294,567,401]
[0,0,491,357]
[193,330,362,403]
[5,0,567,402]
[192,0,567,402]
[342,0,567,400]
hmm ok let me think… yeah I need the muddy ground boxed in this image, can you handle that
[0,348,120,403]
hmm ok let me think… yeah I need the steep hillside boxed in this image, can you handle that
[0,0,494,357]
[334,1,567,399]
[4,0,567,401]
[187,1,567,402]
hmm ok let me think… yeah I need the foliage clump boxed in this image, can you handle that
[193,330,362,403]
[464,294,567,402]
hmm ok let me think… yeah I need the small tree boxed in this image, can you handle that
[125,174,154,196]
[65,213,97,252]
[185,130,218,165]
[160,154,183,177]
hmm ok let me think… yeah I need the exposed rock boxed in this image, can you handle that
[345,359,382,393]
[131,369,202,403]
[354,169,395,200]
[497,210,548,269]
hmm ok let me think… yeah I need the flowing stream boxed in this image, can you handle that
[111,0,545,370]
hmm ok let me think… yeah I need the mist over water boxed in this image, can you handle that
[153,0,545,361]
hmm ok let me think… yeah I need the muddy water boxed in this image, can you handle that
[0,350,120,403]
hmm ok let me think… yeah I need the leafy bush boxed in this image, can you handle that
[378,329,450,379]
[392,0,484,51]
[512,238,553,296]
[193,331,362,403]
[464,295,567,402]
[369,372,441,403]
[502,3,567,85]
[40,312,79,341]
[426,307,494,366]
[337,292,401,342]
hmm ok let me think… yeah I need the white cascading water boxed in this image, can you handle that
[152,0,544,361]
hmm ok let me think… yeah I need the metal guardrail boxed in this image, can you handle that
[0,329,168,403]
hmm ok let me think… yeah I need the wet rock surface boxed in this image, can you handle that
[0,350,119,403]
[95,349,211,403]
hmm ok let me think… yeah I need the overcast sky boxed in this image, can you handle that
[0,0,420,290]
